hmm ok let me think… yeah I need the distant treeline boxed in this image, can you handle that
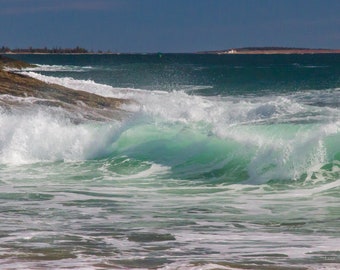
[0,46,112,54]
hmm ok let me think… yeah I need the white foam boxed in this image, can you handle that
[176,84,214,91]
[0,110,120,164]
[20,71,126,97]
[23,64,93,72]
[21,71,337,125]
[20,71,164,102]
[99,159,170,180]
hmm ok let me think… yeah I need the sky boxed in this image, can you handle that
[0,0,339,53]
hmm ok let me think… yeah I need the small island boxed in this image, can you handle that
[198,47,340,54]
[0,55,132,121]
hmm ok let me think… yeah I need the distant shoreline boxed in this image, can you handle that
[197,47,340,55]
[1,46,340,55]
[2,52,121,55]
[2,51,340,56]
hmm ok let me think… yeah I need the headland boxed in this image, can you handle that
[198,47,340,55]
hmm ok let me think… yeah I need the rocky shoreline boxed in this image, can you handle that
[0,55,133,121]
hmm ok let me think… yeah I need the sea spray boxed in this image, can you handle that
[0,109,122,164]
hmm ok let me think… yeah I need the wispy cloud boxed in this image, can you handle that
[0,0,123,15]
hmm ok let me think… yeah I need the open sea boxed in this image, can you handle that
[1,53,339,269]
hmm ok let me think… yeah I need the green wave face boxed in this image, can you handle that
[97,117,339,186]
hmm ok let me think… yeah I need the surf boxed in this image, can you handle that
[1,71,338,185]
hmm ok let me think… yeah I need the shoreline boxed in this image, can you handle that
[2,48,340,55]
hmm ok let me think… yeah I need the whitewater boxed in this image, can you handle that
[0,54,339,269]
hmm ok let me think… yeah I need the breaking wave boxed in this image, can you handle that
[1,71,339,185]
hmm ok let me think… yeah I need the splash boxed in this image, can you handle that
[0,109,121,164]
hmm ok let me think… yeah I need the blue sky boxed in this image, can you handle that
[0,0,339,52]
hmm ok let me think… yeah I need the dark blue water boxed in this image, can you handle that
[11,53,340,95]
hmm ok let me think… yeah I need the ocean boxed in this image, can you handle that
[0,53,339,269]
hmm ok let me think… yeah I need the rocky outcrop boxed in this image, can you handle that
[0,55,134,121]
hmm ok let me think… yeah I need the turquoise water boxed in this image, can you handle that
[0,54,339,269]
